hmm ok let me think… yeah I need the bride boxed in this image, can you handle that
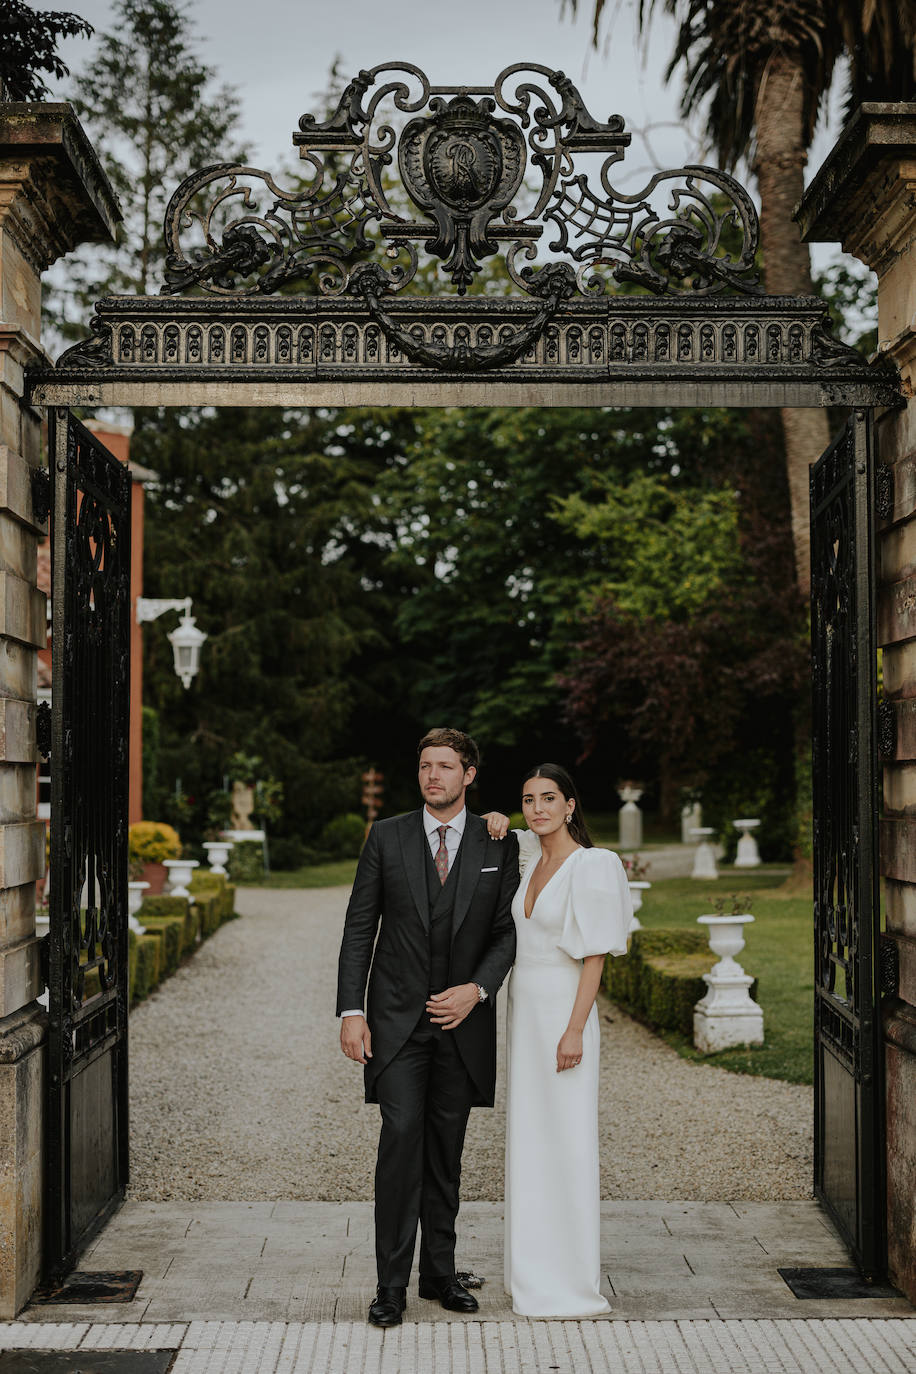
[488,763,633,1318]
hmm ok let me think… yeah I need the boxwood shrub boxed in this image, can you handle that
[604,927,757,1039]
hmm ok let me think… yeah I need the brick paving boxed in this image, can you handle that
[2,1318,916,1372]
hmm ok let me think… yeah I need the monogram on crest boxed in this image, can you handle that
[398,95,526,291]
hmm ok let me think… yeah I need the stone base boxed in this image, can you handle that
[694,1002,764,1053]
[0,1001,46,1316]
[694,972,764,1054]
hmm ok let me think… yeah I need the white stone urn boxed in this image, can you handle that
[733,817,762,868]
[203,839,234,876]
[127,880,149,934]
[693,913,764,1053]
[690,827,718,880]
[681,801,702,844]
[627,880,650,931]
[618,784,644,849]
[163,858,199,899]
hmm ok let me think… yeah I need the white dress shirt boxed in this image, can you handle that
[340,807,468,1018]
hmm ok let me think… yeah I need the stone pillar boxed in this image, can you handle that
[798,102,916,1304]
[0,105,118,1316]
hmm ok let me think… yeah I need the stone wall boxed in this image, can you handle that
[799,102,916,1303]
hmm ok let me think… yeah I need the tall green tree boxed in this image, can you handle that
[567,0,916,592]
[52,0,242,335]
[133,405,425,836]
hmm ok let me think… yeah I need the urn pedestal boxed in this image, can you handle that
[693,914,764,1053]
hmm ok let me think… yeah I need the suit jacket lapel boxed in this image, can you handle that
[400,811,430,931]
[452,815,485,939]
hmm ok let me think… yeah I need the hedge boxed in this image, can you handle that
[131,932,162,1004]
[603,927,758,1039]
[139,915,185,977]
[128,874,238,1004]
[141,894,199,950]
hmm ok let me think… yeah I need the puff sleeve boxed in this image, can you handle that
[513,827,541,879]
[557,848,634,960]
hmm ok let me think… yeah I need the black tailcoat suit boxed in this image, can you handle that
[337,809,518,1285]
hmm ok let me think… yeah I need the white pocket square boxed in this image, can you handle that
[481,866,499,872]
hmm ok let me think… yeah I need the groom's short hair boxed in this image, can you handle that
[417,727,479,774]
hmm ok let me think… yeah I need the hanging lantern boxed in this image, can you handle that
[166,612,207,689]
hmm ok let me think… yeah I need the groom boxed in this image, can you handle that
[337,727,518,1327]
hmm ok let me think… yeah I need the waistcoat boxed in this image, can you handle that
[425,839,462,994]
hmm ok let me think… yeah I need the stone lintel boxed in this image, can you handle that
[0,104,120,264]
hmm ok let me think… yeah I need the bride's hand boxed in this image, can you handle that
[481,811,510,840]
[557,1028,584,1073]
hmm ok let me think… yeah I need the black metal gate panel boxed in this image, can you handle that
[46,410,131,1277]
[810,411,884,1276]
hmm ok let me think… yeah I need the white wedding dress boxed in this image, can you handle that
[504,831,633,1318]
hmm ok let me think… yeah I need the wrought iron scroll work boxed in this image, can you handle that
[159,63,762,328]
[809,412,883,1275]
[51,415,131,1040]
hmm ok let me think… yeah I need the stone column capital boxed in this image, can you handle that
[797,104,916,389]
[0,103,120,274]
[796,103,916,271]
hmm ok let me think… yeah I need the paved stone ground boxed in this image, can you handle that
[10,885,913,1372]
[128,886,811,1203]
[2,1317,916,1373]
[16,1200,914,1325]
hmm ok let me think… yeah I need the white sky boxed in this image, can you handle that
[54,0,850,209]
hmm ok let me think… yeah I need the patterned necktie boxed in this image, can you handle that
[435,825,449,885]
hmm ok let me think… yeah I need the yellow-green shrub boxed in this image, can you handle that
[129,821,181,867]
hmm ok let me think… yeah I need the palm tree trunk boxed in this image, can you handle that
[752,50,830,598]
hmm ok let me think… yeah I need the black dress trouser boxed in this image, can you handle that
[373,1014,476,1286]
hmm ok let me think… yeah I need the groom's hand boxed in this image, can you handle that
[340,1014,373,1065]
[426,983,479,1030]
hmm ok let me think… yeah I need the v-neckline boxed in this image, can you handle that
[522,846,580,920]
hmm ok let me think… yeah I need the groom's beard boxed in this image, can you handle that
[421,781,464,813]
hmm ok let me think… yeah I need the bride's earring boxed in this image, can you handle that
[565,814,571,825]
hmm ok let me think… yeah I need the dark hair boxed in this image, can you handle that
[418,727,480,774]
[521,763,593,848]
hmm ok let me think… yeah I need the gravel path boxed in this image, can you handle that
[128,887,813,1202]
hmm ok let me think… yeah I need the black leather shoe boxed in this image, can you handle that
[418,1274,479,1312]
[368,1285,406,1327]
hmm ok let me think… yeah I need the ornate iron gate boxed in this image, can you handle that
[810,411,884,1276]
[46,410,132,1277]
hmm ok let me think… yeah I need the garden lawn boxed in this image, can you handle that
[623,869,814,1085]
[251,859,359,889]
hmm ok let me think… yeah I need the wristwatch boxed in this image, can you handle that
[475,983,488,1003]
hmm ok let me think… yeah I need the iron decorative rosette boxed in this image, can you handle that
[160,61,762,308]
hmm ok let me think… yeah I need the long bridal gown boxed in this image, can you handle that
[504,831,633,1318]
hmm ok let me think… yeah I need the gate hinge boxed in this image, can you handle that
[30,465,50,527]
[878,699,898,761]
[39,932,49,991]
[36,701,51,762]
[875,462,894,522]
[879,935,900,998]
